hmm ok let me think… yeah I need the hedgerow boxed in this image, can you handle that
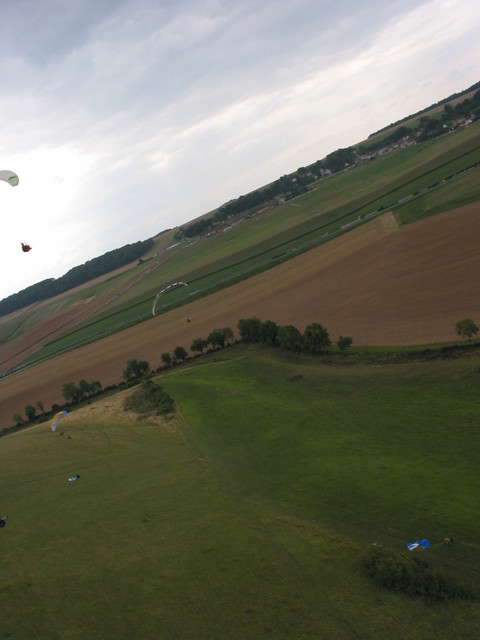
[363,546,475,601]
[123,380,175,417]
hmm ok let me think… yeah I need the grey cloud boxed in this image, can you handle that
[0,0,478,299]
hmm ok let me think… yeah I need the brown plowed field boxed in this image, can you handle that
[0,254,169,372]
[1,205,479,427]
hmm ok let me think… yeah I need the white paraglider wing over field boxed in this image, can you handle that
[152,282,188,316]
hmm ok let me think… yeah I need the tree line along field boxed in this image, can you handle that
[2,202,480,427]
[1,345,479,639]
[1,121,479,372]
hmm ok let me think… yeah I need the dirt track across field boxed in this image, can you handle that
[1,205,479,426]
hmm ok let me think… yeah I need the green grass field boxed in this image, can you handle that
[2,345,479,638]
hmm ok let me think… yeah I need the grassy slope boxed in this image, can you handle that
[2,345,479,639]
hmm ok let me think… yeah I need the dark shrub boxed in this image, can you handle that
[364,546,474,601]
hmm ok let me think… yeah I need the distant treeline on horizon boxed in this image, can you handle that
[0,239,154,317]
[368,80,480,138]
[176,82,480,241]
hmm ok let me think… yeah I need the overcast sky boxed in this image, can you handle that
[0,0,479,300]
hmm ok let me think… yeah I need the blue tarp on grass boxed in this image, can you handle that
[407,538,430,551]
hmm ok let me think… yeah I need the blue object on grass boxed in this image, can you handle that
[407,538,430,551]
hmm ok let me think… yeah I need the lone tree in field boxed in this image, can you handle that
[455,318,479,341]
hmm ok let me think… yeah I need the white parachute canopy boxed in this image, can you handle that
[0,170,19,187]
[152,282,188,316]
